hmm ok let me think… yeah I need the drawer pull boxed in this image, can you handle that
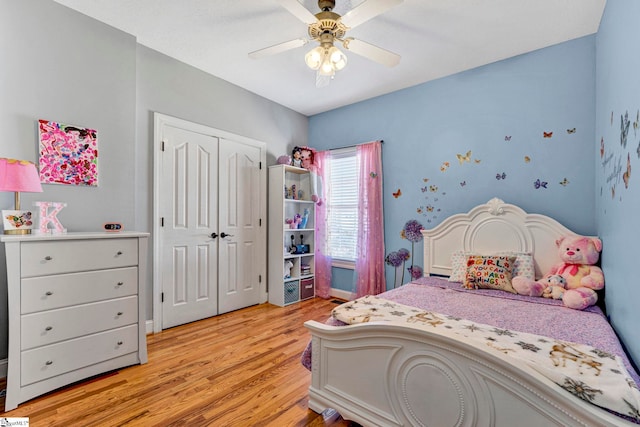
[116,281,124,287]
[45,326,53,331]
[117,312,123,316]
[45,291,53,296]
[116,251,123,256]
[44,256,53,261]
[117,341,123,346]
[45,360,53,366]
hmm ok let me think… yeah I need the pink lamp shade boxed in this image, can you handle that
[0,158,43,193]
[0,157,43,215]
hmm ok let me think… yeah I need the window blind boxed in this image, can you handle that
[327,149,358,261]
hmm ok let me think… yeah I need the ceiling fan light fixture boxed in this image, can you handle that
[319,57,336,76]
[306,44,347,77]
[305,46,324,70]
[328,46,347,70]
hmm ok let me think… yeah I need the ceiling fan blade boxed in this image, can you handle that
[342,38,400,67]
[315,72,331,88]
[249,38,309,59]
[276,0,318,25]
[339,0,403,29]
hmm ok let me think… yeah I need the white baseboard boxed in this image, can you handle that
[330,288,353,301]
[143,290,349,338]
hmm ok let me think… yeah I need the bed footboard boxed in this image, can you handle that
[304,320,635,427]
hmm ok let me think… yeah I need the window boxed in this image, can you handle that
[326,148,359,265]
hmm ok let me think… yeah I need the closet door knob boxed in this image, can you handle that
[117,341,123,346]
[220,232,233,238]
[210,232,218,239]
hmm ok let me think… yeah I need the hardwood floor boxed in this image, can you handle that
[0,298,360,427]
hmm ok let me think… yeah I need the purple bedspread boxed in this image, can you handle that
[302,276,640,390]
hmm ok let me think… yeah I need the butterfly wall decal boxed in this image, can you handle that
[621,111,630,148]
[543,131,553,138]
[440,162,450,172]
[421,186,428,193]
[534,179,548,189]
[416,207,423,214]
[456,150,472,165]
[504,136,512,142]
[392,189,402,198]
[567,128,576,134]
[429,185,438,192]
[423,178,429,182]
[460,181,466,187]
[524,156,531,163]
[634,110,639,137]
[559,178,569,186]
[474,159,481,164]
[600,137,605,158]
[623,153,631,189]
[496,172,506,180]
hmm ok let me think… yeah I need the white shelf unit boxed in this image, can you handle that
[268,164,316,306]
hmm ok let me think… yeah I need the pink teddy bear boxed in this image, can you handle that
[512,235,604,310]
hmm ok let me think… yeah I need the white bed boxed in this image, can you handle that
[304,198,639,427]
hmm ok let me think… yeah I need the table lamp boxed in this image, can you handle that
[0,158,43,234]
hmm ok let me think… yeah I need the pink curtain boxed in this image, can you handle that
[313,150,332,299]
[355,141,385,297]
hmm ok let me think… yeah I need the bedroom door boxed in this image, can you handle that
[217,139,262,314]
[159,124,220,329]
[155,114,266,330]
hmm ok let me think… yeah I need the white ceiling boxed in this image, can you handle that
[52,0,606,116]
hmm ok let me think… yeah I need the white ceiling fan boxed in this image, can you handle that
[249,0,403,87]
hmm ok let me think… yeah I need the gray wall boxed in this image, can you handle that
[135,46,308,317]
[0,0,308,360]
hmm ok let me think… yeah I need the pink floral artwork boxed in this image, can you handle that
[38,119,98,186]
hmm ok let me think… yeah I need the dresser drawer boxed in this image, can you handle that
[21,238,138,277]
[21,296,138,350]
[21,267,138,314]
[21,324,139,386]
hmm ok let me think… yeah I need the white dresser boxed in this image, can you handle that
[1,232,149,411]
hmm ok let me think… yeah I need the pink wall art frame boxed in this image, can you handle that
[38,119,98,186]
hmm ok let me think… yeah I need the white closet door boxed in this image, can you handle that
[160,124,219,329]
[217,138,262,314]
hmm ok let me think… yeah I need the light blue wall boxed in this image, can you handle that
[595,0,640,367]
[310,36,596,292]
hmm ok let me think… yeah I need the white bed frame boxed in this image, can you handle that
[305,198,634,427]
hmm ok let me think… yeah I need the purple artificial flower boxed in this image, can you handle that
[385,251,403,267]
[403,219,424,243]
[408,265,423,280]
[397,248,410,260]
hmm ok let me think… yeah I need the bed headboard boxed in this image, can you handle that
[421,198,580,280]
